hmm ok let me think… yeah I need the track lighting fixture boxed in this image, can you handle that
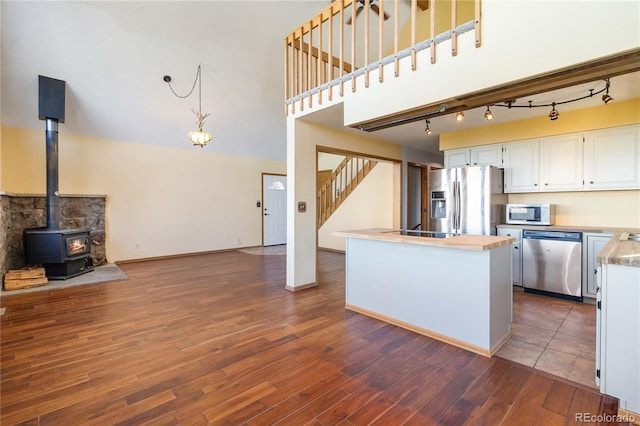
[548,103,559,121]
[424,119,432,134]
[455,111,465,122]
[484,106,494,121]
[491,79,613,123]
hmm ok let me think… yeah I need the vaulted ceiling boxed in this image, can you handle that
[2,1,638,161]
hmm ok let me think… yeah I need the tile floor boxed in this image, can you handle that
[496,287,598,389]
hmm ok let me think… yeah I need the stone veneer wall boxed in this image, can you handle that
[0,194,107,275]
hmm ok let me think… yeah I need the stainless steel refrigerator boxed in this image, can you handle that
[428,165,506,235]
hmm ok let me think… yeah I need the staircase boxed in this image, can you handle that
[317,156,378,228]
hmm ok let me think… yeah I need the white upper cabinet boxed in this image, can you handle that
[471,145,504,168]
[584,124,640,190]
[449,124,639,193]
[444,148,471,168]
[444,145,503,168]
[539,133,584,191]
[503,139,540,192]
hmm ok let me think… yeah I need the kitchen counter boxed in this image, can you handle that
[598,232,640,267]
[335,228,515,251]
[497,224,640,234]
[336,228,513,357]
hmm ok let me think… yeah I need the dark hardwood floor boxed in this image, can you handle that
[1,250,625,425]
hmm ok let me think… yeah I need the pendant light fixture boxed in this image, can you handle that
[163,65,213,148]
[455,111,465,122]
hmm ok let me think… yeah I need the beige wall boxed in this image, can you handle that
[440,99,640,150]
[318,161,394,251]
[1,126,286,262]
[508,191,640,229]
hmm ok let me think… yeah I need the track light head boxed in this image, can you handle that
[601,78,614,104]
[484,106,494,121]
[548,103,559,121]
[424,119,432,135]
[602,93,614,104]
[455,111,465,122]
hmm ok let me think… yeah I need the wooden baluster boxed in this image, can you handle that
[378,0,384,82]
[299,27,304,111]
[451,0,458,56]
[339,0,344,97]
[351,0,356,93]
[308,19,313,107]
[318,12,323,104]
[364,0,370,88]
[292,36,297,113]
[394,0,399,77]
[285,37,290,115]
[430,0,436,64]
[411,0,417,71]
[328,4,334,101]
[475,0,482,47]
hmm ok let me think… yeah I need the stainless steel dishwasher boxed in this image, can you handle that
[522,230,583,301]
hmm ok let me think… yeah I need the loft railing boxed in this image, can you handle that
[284,0,481,114]
[318,156,378,228]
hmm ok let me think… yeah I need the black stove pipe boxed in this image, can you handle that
[38,75,66,230]
[45,118,60,230]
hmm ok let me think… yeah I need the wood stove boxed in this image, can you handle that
[24,228,93,279]
[23,76,94,280]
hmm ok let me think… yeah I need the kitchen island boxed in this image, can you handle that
[596,231,640,420]
[335,229,515,357]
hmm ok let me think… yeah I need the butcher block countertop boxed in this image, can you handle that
[598,232,640,268]
[334,228,515,251]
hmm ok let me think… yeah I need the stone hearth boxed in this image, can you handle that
[0,193,107,276]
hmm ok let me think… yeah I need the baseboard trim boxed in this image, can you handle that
[115,246,261,265]
[318,247,345,254]
[345,303,494,358]
[285,282,318,292]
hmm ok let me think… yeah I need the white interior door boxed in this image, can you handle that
[263,174,287,246]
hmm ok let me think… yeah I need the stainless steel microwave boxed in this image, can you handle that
[506,204,554,225]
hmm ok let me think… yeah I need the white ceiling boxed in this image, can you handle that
[1,2,638,161]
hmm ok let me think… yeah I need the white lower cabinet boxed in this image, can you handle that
[497,227,522,286]
[598,263,640,414]
[582,233,612,299]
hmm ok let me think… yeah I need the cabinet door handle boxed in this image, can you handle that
[534,183,538,186]
[590,181,594,184]
[545,183,548,186]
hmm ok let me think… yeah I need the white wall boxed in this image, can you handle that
[340,1,640,126]
[318,161,394,251]
[287,118,402,289]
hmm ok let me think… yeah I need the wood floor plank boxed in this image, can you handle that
[0,250,619,425]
